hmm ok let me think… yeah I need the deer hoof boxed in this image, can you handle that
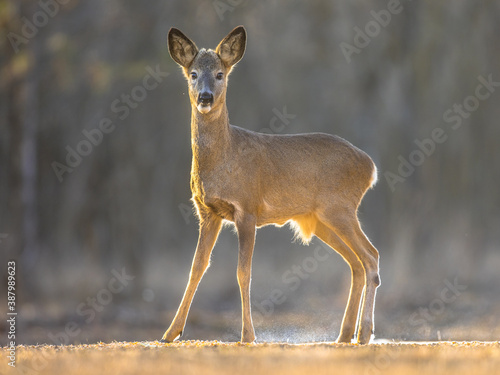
[161,329,183,343]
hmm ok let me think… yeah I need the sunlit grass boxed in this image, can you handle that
[2,340,499,375]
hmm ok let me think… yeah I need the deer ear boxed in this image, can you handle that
[168,28,199,68]
[215,26,246,68]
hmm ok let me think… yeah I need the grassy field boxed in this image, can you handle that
[2,340,500,375]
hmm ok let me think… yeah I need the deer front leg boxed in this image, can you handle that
[235,214,257,343]
[161,213,222,342]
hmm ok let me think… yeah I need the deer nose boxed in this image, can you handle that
[198,92,213,105]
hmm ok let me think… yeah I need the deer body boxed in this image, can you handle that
[194,123,375,231]
[162,26,380,344]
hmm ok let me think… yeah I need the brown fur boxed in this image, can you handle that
[162,26,380,344]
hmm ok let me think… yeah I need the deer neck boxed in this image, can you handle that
[190,102,231,174]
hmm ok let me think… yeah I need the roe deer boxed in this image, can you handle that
[161,26,380,344]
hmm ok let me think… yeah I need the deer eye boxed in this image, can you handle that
[190,72,198,80]
[216,72,223,80]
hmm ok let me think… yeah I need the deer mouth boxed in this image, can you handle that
[197,102,212,113]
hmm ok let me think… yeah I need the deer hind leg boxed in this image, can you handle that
[317,208,380,345]
[235,214,257,343]
[314,221,365,343]
[161,212,222,342]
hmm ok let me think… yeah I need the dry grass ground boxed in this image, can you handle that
[2,340,500,375]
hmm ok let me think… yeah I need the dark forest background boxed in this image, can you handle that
[1,0,500,344]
